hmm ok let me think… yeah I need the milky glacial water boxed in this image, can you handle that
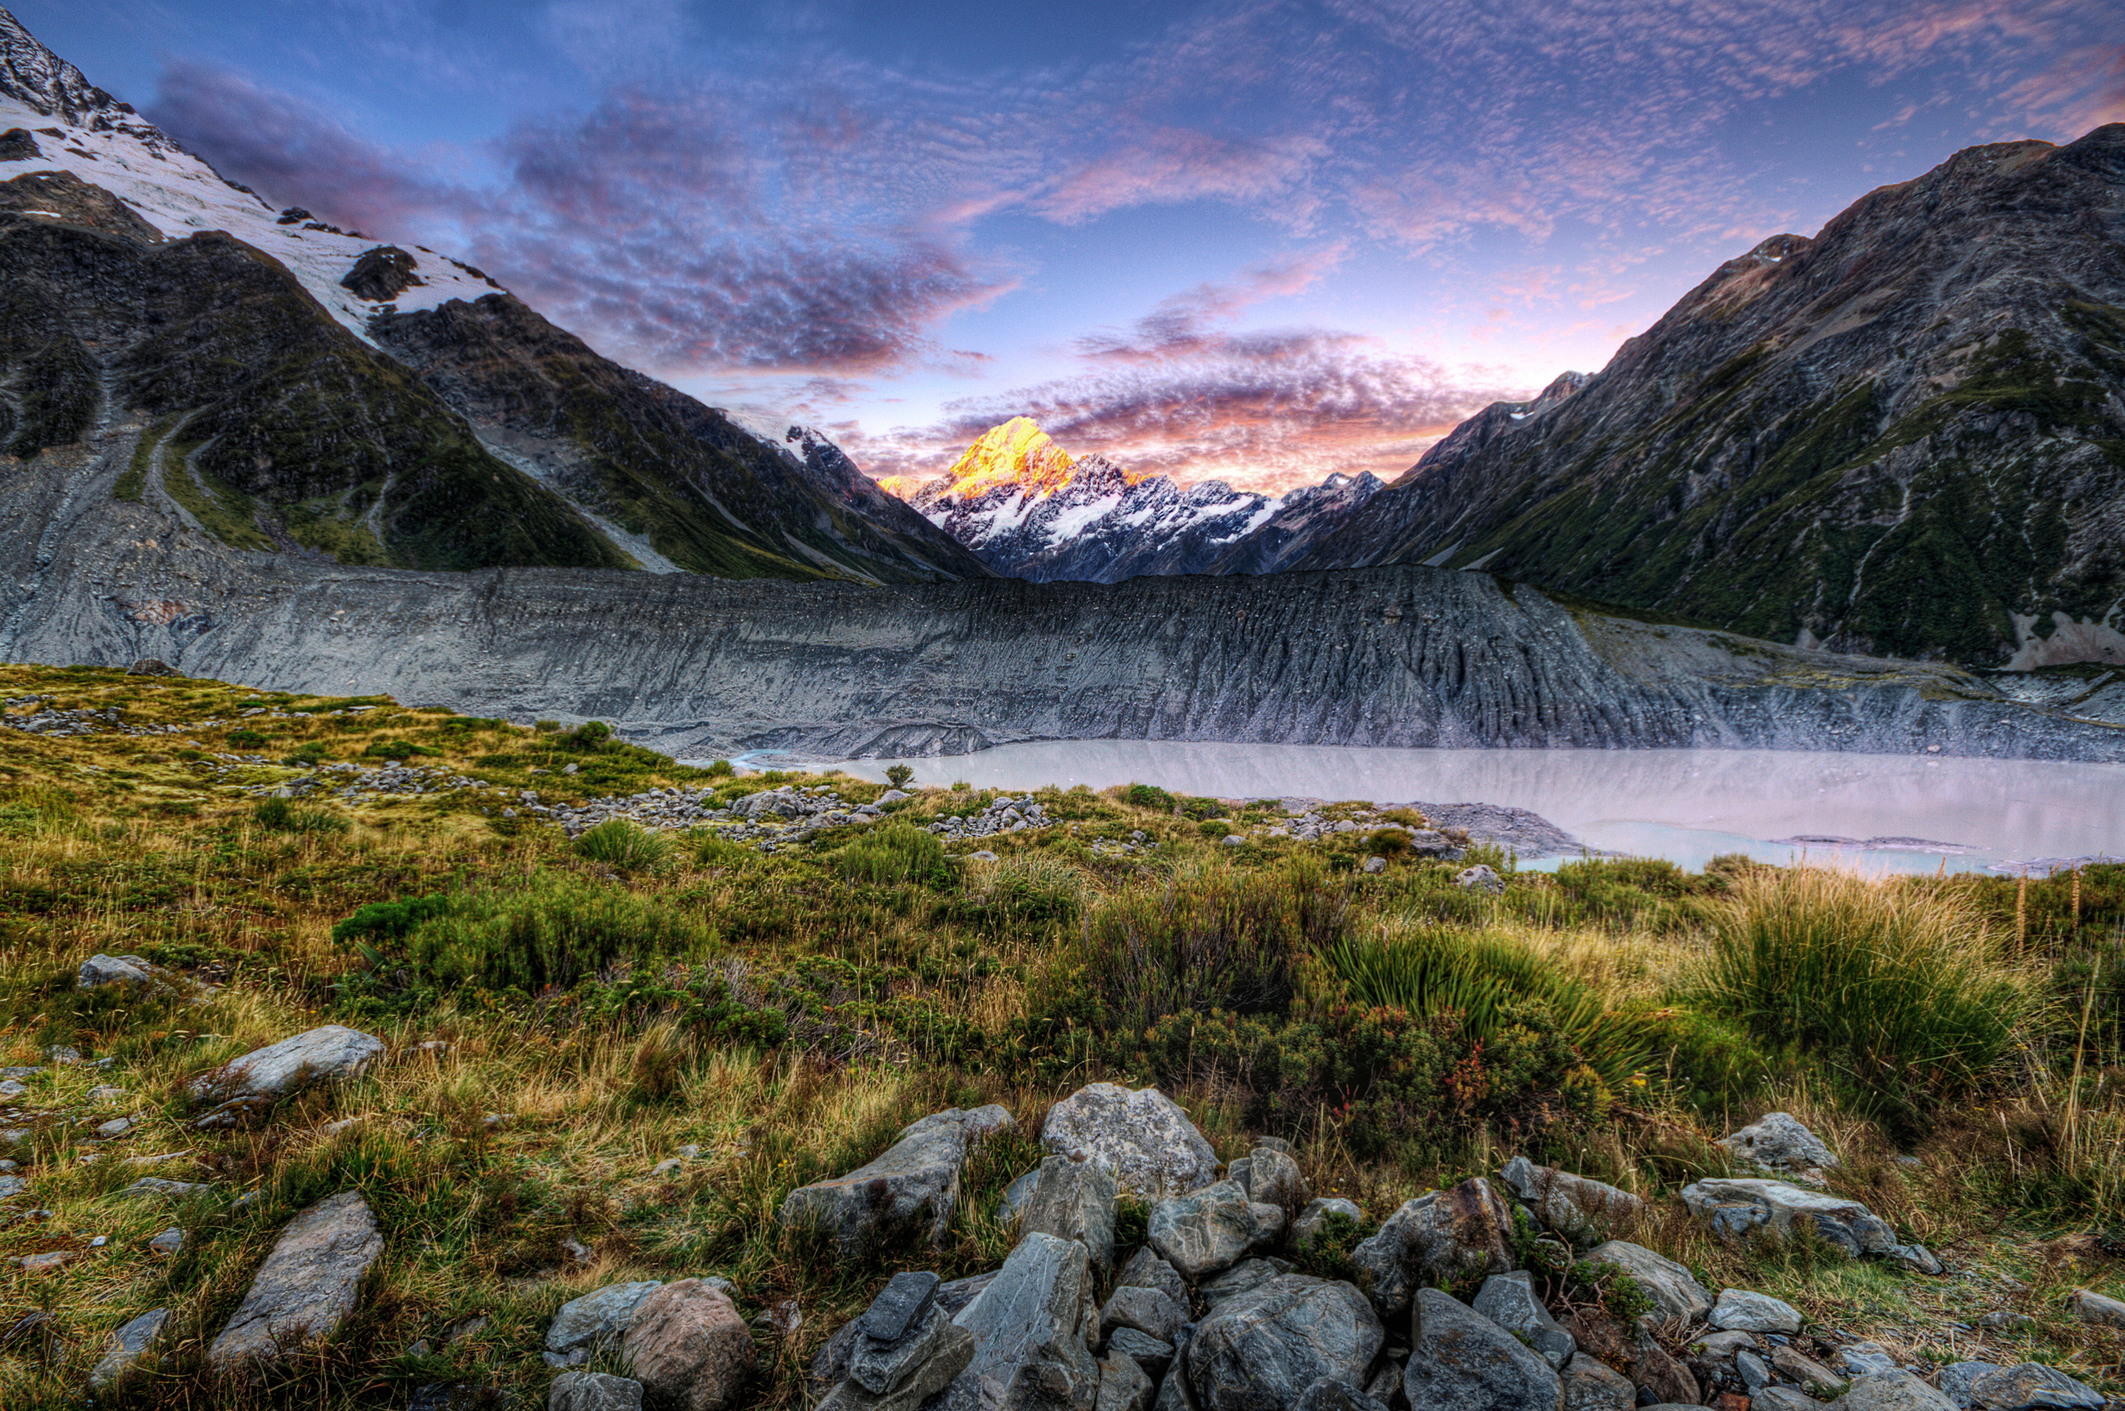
[784,742,2125,875]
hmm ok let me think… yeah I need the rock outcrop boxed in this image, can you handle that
[206,1190,383,1365]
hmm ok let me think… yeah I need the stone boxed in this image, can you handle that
[1939,1363,1997,1409]
[1042,1083,1220,1197]
[1021,1154,1119,1272]
[1717,1113,1838,1173]
[149,1226,184,1255]
[1117,1246,1191,1310]
[619,1278,755,1411]
[863,1271,943,1343]
[1150,1181,1259,1281]
[1840,1370,1960,1411]
[207,1190,383,1364]
[1404,1286,1562,1411]
[1249,1202,1286,1247]
[1472,1272,1574,1370]
[953,1232,1094,1394]
[1197,1258,1282,1311]
[1690,1330,1759,1363]
[1737,1350,1771,1390]
[0,1079,24,1099]
[96,1117,134,1138]
[1967,1363,2105,1411]
[845,1302,973,1403]
[1351,1179,1514,1319]
[1710,1288,1802,1333]
[1362,856,1386,873]
[551,1371,647,1411]
[548,1281,665,1357]
[1771,1345,1847,1399]
[20,1249,77,1273]
[190,1025,386,1123]
[1293,1379,1393,1411]
[1096,1350,1155,1411]
[1230,1146,1308,1210]
[1579,1241,1712,1323]
[1562,1355,1635,1411]
[1454,865,1504,893]
[1755,1391,1831,1411]
[1634,1335,1698,1407]
[78,953,169,990]
[89,1307,169,1391]
[1841,1342,1899,1376]
[1500,1156,1647,1247]
[0,127,43,161]
[1101,1284,1185,1344]
[1107,1326,1174,1382]
[823,1324,975,1411]
[996,1170,1041,1224]
[1679,1178,1932,1270]
[2066,1287,2125,1328]
[780,1107,1007,1252]
[1189,1274,1384,1411]
[0,1173,23,1199]
[121,1176,218,1199]
[1292,1197,1365,1250]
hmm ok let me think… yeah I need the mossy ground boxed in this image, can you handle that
[0,663,2117,1408]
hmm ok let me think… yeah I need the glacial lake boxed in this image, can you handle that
[743,742,2125,875]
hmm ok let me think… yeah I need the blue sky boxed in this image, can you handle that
[27,0,2125,490]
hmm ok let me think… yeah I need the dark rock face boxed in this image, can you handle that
[0,6,113,122]
[340,245,423,302]
[0,126,39,160]
[1296,128,2125,667]
[0,169,162,244]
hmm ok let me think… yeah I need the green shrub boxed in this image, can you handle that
[562,720,616,753]
[839,824,950,888]
[1124,782,1175,813]
[332,893,451,947]
[362,739,437,760]
[252,797,350,835]
[705,759,735,777]
[1685,868,2029,1128]
[689,829,753,869]
[280,742,330,766]
[574,819,673,873]
[535,719,562,733]
[950,854,1085,935]
[886,764,915,788]
[226,728,267,748]
[404,877,715,994]
[1197,819,1233,840]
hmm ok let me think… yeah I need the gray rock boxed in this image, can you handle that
[847,1305,973,1406]
[1967,1363,2106,1410]
[1101,1285,1185,1344]
[1579,1241,1712,1323]
[1248,1202,1286,1248]
[79,954,173,991]
[619,1278,755,1411]
[1293,1378,1393,1411]
[1107,1326,1173,1382]
[548,1281,665,1356]
[863,1271,943,1343]
[1150,1181,1259,1281]
[121,1176,219,1199]
[207,1190,383,1364]
[1472,1272,1574,1370]
[95,1117,133,1138]
[1717,1112,1839,1173]
[1840,1342,1900,1377]
[995,1170,1040,1225]
[1710,1288,1801,1333]
[1499,1156,1647,1247]
[90,1307,170,1391]
[938,1271,1003,1320]
[953,1232,1094,1393]
[1362,855,1386,873]
[780,1107,1006,1251]
[1229,1147,1308,1210]
[1021,1154,1119,1272]
[1755,1390,1832,1411]
[1679,1178,1930,1270]
[1454,865,1504,894]
[1116,1246,1192,1312]
[2067,1287,2125,1329]
[551,1371,646,1411]
[1197,1259,1282,1312]
[1737,1350,1771,1390]
[1404,1286,1562,1411]
[0,1174,23,1200]
[1351,1179,1514,1319]
[1292,1198,1364,1250]
[1096,1350,1155,1411]
[190,1025,386,1124]
[1940,1362,1998,1409]
[1561,1355,1634,1411]
[1042,1084,1220,1198]
[149,1226,184,1255]
[1772,1345,1848,1399]
[1840,1370,1959,1411]
[1189,1274,1384,1411]
[1689,1329,1758,1363]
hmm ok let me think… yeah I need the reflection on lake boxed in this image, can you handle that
[771,741,2125,875]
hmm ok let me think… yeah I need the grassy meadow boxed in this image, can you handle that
[0,663,2118,1407]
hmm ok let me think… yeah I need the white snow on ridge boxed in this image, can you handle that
[0,93,503,346]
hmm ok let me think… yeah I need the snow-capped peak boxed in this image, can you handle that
[0,5,109,123]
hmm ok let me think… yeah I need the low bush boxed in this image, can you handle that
[400,877,716,995]
[575,819,674,873]
[949,854,1085,936]
[705,758,735,777]
[252,797,349,835]
[1123,782,1175,812]
[839,824,951,888]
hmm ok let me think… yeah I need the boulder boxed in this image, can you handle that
[549,1282,665,1361]
[1472,1272,1574,1370]
[1967,1363,2106,1411]
[1100,1285,1185,1344]
[1096,1349,1155,1411]
[2066,1287,2125,1329]
[1021,1154,1119,1272]
[1189,1274,1384,1411]
[1738,1350,1771,1390]
[0,127,42,161]
[1455,865,1504,894]
[191,1025,386,1125]
[1690,1330,1759,1364]
[340,245,424,302]
[1770,1345,1847,1400]
[1227,1147,1308,1210]
[620,1279,754,1411]
[1841,1342,1901,1377]
[1561,1355,1635,1411]
[953,1232,1095,1394]
[1351,1179,1514,1319]
[89,1307,169,1391]
[1710,1288,1801,1333]
[821,1308,975,1411]
[1679,1178,1938,1272]
[78,954,174,991]
[206,1190,383,1364]
[1292,1197,1365,1250]
[1293,1379,1393,1411]
[1248,1202,1286,1248]
[1107,1326,1174,1381]
[551,1372,647,1411]
[1042,1083,1220,1197]
[1716,1113,1837,1173]
[1404,1286,1562,1411]
[1499,1156,1646,1247]
[995,1170,1041,1225]
[1116,1246,1191,1310]
[1197,1259,1283,1312]
[1939,1363,1996,1409]
[1633,1336,1698,1407]
[780,1106,1010,1252]
[1149,1181,1259,1281]
[1579,1241,1712,1323]
[1755,1392,1831,1411]
[1840,1370,1960,1411]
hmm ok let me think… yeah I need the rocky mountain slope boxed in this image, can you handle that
[1293,129,2125,668]
[0,6,983,583]
[894,416,1383,582]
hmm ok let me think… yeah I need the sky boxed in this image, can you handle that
[24,0,2125,493]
